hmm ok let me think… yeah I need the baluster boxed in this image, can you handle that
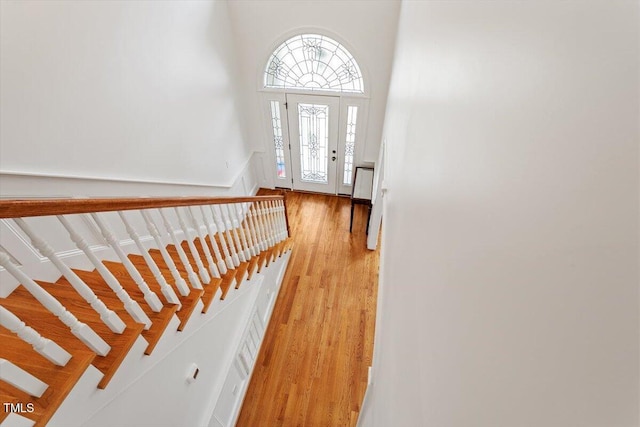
[0,359,48,397]
[228,204,252,260]
[141,211,191,296]
[254,202,270,249]
[282,199,291,238]
[199,206,227,275]
[212,205,239,267]
[238,203,258,257]
[276,200,288,240]
[175,207,210,284]
[188,207,220,279]
[240,203,259,257]
[250,203,268,252]
[260,201,276,247]
[273,200,285,242]
[270,200,284,243]
[57,216,152,327]
[14,218,126,334]
[117,212,181,307]
[91,213,162,321]
[0,305,71,366]
[222,204,246,263]
[267,200,280,243]
[273,200,284,241]
[158,209,202,290]
[0,251,110,356]
[252,202,269,251]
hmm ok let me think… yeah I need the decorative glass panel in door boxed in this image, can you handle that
[286,94,339,194]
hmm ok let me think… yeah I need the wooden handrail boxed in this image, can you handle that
[0,195,284,219]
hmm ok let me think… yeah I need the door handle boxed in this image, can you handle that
[331,156,337,161]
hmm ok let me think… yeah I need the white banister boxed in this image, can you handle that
[14,218,126,334]
[158,209,202,290]
[0,251,110,356]
[211,205,239,268]
[91,213,162,323]
[141,210,191,297]
[250,204,268,251]
[0,305,72,366]
[175,207,210,284]
[277,200,289,239]
[228,204,252,260]
[267,201,279,243]
[253,203,270,250]
[261,201,276,246]
[221,205,246,263]
[117,212,181,307]
[244,204,261,254]
[240,203,259,257]
[57,215,152,327]
[271,200,285,242]
[274,200,284,240]
[199,205,227,275]
[0,359,48,398]
[188,207,220,279]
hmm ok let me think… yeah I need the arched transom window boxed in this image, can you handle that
[264,34,364,93]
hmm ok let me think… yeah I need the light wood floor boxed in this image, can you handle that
[236,190,380,427]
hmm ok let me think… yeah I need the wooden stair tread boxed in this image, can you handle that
[127,253,184,302]
[146,249,205,331]
[0,285,144,390]
[28,279,146,390]
[174,288,204,331]
[234,262,249,289]
[247,256,259,280]
[200,278,222,314]
[219,274,236,300]
[259,248,274,270]
[165,245,198,280]
[0,327,96,427]
[204,235,226,264]
[178,239,224,290]
[191,238,225,278]
[73,268,178,356]
[272,241,283,258]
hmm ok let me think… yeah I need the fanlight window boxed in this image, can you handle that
[264,34,364,93]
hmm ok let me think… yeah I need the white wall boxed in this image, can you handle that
[364,1,639,426]
[226,0,400,187]
[0,1,251,192]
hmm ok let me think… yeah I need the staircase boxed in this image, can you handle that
[0,195,293,427]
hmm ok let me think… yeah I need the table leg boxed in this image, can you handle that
[350,201,355,233]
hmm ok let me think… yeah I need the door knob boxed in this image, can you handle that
[331,156,337,161]
[332,150,337,154]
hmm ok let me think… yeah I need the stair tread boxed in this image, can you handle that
[234,262,250,289]
[219,274,236,300]
[99,261,164,311]
[175,289,204,331]
[247,256,259,280]
[146,250,205,331]
[0,329,96,427]
[73,268,179,356]
[0,285,144,390]
[259,248,274,270]
[200,278,222,314]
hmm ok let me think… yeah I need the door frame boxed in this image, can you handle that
[286,93,340,194]
[261,91,369,195]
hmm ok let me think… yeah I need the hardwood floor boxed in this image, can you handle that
[236,190,380,427]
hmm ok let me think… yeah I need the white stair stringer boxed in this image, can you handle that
[47,250,291,427]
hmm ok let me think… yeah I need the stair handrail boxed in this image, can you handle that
[0,195,285,218]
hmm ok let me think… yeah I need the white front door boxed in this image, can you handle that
[286,94,340,194]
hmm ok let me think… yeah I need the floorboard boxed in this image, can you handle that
[236,190,380,427]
